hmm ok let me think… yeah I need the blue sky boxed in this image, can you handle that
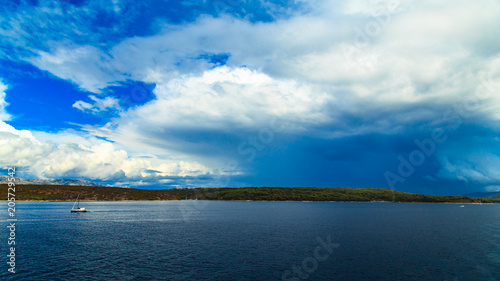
[1,0,500,195]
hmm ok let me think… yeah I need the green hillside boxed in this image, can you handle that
[489,193,500,199]
[1,184,495,203]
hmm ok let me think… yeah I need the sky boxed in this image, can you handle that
[0,0,499,195]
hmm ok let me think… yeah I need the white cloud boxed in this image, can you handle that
[0,82,11,121]
[2,0,500,189]
[341,0,403,15]
[484,185,500,192]
[74,66,331,163]
[19,0,500,124]
[0,122,38,143]
[437,153,500,185]
[0,122,215,185]
[73,95,121,114]
[29,45,120,93]
[136,66,329,129]
[16,0,500,167]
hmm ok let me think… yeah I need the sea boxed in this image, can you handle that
[1,201,499,280]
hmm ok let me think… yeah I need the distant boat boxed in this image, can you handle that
[71,193,88,212]
[460,204,465,208]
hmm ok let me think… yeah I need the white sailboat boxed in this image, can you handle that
[71,193,88,212]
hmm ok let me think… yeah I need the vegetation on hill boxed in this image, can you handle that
[1,184,184,201]
[187,187,493,203]
[465,191,500,199]
[0,184,494,203]
[488,193,500,199]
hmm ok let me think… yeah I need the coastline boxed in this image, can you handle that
[8,199,496,204]
[2,184,496,204]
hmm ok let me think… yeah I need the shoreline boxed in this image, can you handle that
[7,200,496,204]
[2,185,496,204]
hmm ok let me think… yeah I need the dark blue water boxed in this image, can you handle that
[1,201,499,280]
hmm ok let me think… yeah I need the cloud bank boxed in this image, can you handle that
[1,0,499,193]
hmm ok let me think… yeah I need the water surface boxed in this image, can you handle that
[1,201,499,280]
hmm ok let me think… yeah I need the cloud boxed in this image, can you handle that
[22,12,351,92]
[72,66,333,170]
[0,81,11,121]
[484,185,500,192]
[0,121,218,187]
[73,95,121,114]
[437,154,500,185]
[2,0,500,192]
[29,45,121,93]
[341,0,403,15]
[0,122,38,142]
[15,0,500,128]
[433,128,500,191]
[129,66,328,129]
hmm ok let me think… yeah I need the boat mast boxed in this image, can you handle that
[72,193,81,209]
